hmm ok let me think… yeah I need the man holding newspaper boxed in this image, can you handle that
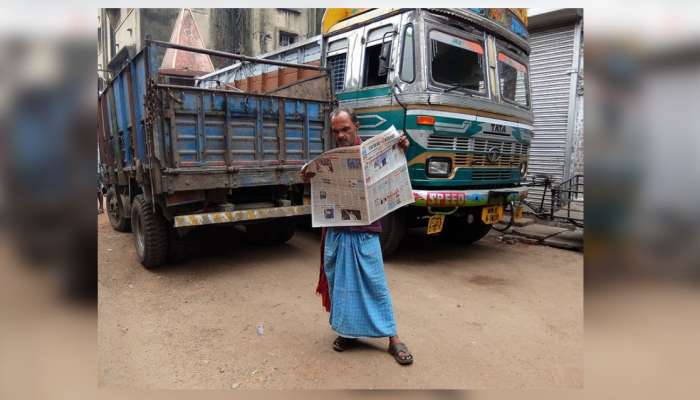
[301,107,414,365]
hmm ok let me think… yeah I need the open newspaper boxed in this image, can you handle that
[305,126,414,228]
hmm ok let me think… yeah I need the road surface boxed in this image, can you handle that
[98,214,582,389]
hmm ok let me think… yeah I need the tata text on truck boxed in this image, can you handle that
[98,41,333,268]
[199,8,533,255]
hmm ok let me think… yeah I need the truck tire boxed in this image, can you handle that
[379,208,407,258]
[246,221,295,245]
[106,187,131,232]
[131,194,168,269]
[442,212,492,245]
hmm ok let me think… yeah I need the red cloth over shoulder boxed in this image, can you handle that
[315,228,331,312]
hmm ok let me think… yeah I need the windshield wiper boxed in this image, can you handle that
[443,82,473,93]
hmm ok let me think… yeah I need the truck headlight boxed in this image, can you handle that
[427,158,452,177]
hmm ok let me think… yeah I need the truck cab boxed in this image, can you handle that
[324,9,532,253]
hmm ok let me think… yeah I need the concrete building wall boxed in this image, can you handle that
[98,8,324,78]
[114,8,139,54]
[137,8,180,46]
[240,9,323,55]
[97,11,106,79]
[136,8,181,70]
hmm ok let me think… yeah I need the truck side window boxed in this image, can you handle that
[363,25,394,87]
[363,42,391,87]
[327,38,348,93]
[400,24,415,83]
[327,53,347,93]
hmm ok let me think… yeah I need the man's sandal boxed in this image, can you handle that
[332,336,357,352]
[388,342,414,365]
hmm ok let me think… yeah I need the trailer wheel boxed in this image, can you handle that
[379,208,407,258]
[131,194,168,269]
[246,221,295,245]
[106,187,131,232]
[441,213,492,245]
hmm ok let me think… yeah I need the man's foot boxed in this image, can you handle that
[388,341,413,365]
[332,336,357,352]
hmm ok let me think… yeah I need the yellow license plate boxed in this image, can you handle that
[514,205,524,221]
[426,214,445,235]
[481,206,504,225]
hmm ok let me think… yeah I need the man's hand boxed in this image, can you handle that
[300,165,316,182]
[398,134,410,153]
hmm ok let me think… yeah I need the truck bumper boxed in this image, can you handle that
[174,205,310,228]
[412,187,528,208]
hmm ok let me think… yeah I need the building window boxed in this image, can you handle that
[279,31,298,47]
[327,53,347,93]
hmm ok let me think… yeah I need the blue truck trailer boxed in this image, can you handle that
[98,41,333,268]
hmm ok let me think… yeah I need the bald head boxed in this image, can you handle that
[330,107,359,147]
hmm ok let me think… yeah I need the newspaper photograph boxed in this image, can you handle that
[306,126,414,227]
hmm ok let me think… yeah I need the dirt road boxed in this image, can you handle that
[98,214,582,389]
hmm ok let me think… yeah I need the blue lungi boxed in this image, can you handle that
[323,228,397,338]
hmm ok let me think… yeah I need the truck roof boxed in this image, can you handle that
[322,8,397,34]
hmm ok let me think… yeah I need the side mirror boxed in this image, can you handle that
[378,41,392,77]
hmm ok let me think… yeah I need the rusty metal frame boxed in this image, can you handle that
[107,88,125,184]
[277,98,287,161]
[196,92,205,163]
[147,39,329,72]
[167,95,180,168]
[173,205,310,228]
[155,83,332,103]
[125,66,139,158]
[163,168,305,193]
[223,93,232,166]
[98,98,114,169]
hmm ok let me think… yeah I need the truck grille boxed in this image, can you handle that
[428,134,529,177]
[428,135,528,154]
[454,153,471,166]
[471,138,529,155]
[427,135,470,151]
[452,153,521,168]
[472,170,514,181]
[471,153,520,167]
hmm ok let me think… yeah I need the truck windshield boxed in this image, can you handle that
[498,52,530,107]
[429,30,486,93]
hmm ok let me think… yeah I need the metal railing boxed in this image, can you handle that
[521,173,584,227]
[551,174,584,227]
